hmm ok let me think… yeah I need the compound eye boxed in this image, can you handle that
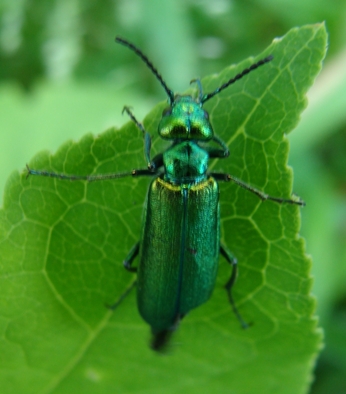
[203,110,209,120]
[162,107,172,117]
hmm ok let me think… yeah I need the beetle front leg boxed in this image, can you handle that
[220,244,249,329]
[122,106,154,170]
[205,135,230,158]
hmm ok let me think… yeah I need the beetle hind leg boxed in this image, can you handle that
[220,244,250,329]
[106,242,139,310]
[106,280,136,310]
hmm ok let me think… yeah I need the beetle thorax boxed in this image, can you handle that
[163,141,209,185]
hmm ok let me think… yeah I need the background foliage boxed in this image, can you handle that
[0,1,346,393]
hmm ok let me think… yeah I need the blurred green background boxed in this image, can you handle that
[0,1,345,393]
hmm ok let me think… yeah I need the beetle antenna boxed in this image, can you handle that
[201,55,273,103]
[115,36,175,104]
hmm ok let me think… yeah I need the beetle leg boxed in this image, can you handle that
[123,242,140,272]
[26,164,158,182]
[106,243,139,311]
[220,244,249,329]
[211,172,305,206]
[189,78,204,102]
[204,135,230,158]
[122,106,153,170]
[107,280,136,310]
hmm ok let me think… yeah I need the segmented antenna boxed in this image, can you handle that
[201,55,273,103]
[115,36,175,104]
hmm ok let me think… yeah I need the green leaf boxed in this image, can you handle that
[0,24,326,394]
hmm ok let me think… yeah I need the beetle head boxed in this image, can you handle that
[158,95,213,141]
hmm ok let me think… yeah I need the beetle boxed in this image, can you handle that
[27,37,304,351]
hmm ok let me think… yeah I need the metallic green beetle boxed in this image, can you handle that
[27,37,304,351]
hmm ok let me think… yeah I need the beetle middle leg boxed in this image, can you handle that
[211,172,305,206]
[220,244,249,329]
